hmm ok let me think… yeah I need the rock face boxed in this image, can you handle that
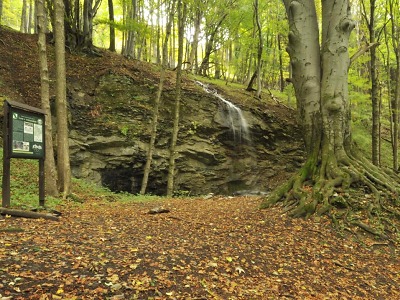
[0,27,304,196]
[68,73,305,196]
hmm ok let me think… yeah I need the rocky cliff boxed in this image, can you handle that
[66,72,304,196]
[0,27,304,196]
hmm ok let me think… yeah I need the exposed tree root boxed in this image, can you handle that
[261,154,400,242]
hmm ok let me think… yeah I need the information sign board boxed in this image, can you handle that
[2,100,46,207]
[10,108,45,158]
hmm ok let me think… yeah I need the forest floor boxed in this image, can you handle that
[0,25,399,300]
[1,196,399,300]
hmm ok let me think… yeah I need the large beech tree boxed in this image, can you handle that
[262,0,400,236]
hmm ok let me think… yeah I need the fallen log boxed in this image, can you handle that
[0,207,59,221]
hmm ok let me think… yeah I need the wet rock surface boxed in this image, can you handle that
[68,74,305,196]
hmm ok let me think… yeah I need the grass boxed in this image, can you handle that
[0,148,161,210]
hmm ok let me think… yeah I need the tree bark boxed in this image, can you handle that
[0,208,59,221]
[362,0,381,166]
[28,0,34,33]
[55,0,72,198]
[188,6,202,73]
[0,0,3,24]
[140,0,176,195]
[198,13,228,76]
[156,0,161,64]
[167,0,186,197]
[254,0,263,98]
[284,0,321,155]
[123,0,138,57]
[37,0,58,196]
[388,0,399,171]
[278,34,285,92]
[21,0,28,33]
[262,0,400,233]
[108,0,115,51]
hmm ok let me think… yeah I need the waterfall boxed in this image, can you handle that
[195,81,250,143]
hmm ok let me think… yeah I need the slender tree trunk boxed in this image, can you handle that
[393,50,400,171]
[83,0,91,47]
[278,34,285,92]
[198,13,227,76]
[37,0,58,196]
[388,54,400,171]
[140,0,176,195]
[0,0,3,24]
[33,0,38,33]
[254,0,262,98]
[83,0,101,50]
[108,0,116,51]
[124,0,137,57]
[21,0,28,33]
[156,0,161,64]
[369,0,380,166]
[388,0,399,171]
[28,0,33,33]
[167,0,185,197]
[54,0,71,198]
[188,8,202,73]
[246,71,257,91]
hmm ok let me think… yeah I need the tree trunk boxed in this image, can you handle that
[393,50,400,171]
[262,0,400,236]
[37,0,58,197]
[278,34,285,92]
[123,0,137,57]
[198,13,228,76]
[366,0,381,166]
[28,0,34,33]
[107,0,115,51]
[0,0,3,24]
[82,0,101,51]
[188,7,202,73]
[167,0,185,197]
[254,0,262,98]
[246,71,257,91]
[156,0,161,64]
[21,0,28,33]
[60,0,100,51]
[83,0,91,48]
[284,0,321,155]
[388,0,399,171]
[0,208,59,221]
[140,0,176,195]
[54,0,72,198]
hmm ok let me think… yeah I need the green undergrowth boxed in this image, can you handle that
[72,178,162,203]
[0,148,161,210]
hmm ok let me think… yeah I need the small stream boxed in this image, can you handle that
[195,81,250,143]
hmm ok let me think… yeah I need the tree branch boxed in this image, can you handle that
[0,208,60,221]
[350,42,380,66]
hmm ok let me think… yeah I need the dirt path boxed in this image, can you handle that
[1,196,399,299]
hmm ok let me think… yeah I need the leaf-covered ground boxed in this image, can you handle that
[0,196,399,299]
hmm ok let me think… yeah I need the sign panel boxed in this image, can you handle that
[10,107,45,158]
[2,100,46,207]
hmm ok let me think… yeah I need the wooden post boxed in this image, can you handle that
[2,101,11,207]
[39,158,45,207]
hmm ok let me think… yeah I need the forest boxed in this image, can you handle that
[2,0,400,166]
[0,0,400,298]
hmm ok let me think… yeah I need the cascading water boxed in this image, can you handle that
[195,81,250,143]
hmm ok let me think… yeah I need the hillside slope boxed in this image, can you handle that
[0,26,304,195]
